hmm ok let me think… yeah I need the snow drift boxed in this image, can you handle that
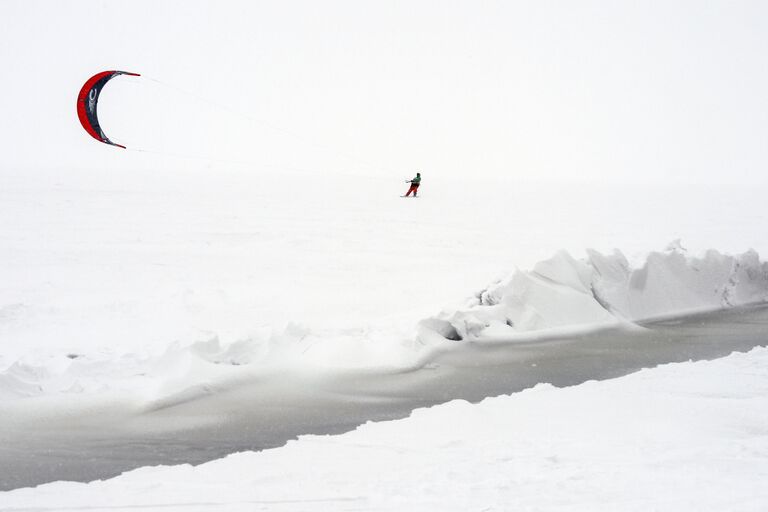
[421,243,768,341]
[1,244,767,401]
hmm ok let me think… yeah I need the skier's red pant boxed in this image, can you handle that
[405,185,419,196]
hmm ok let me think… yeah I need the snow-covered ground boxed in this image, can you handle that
[2,166,768,505]
[3,346,767,511]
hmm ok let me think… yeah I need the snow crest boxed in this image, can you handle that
[421,245,768,341]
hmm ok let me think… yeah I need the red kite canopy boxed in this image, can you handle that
[76,70,140,149]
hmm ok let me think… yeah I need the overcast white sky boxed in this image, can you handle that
[2,0,767,184]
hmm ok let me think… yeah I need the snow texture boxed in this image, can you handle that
[423,246,768,341]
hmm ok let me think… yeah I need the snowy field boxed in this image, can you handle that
[2,166,768,505]
[3,346,767,511]
[5,166,766,354]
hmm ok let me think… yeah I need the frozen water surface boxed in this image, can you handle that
[1,304,766,491]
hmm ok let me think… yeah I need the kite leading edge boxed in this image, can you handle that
[76,70,140,149]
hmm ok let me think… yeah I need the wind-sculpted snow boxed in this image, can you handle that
[1,245,767,401]
[421,244,768,341]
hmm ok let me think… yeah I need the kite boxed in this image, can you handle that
[77,70,140,149]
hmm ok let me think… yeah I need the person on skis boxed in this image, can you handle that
[404,172,421,197]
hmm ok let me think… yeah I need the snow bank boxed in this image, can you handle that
[4,346,768,510]
[2,245,766,402]
[422,244,768,341]
[0,325,422,404]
